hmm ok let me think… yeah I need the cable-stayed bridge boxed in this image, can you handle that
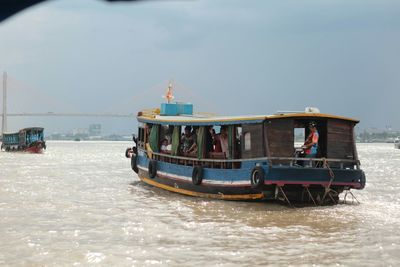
[1,112,135,118]
[1,71,214,135]
[1,72,136,134]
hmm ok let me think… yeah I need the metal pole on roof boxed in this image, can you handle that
[2,71,7,134]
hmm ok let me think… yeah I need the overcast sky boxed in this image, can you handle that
[1,0,399,134]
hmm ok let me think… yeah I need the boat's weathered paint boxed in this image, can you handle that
[127,96,365,205]
[24,141,46,153]
[135,152,363,202]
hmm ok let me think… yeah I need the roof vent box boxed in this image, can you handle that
[305,107,320,113]
[160,103,193,116]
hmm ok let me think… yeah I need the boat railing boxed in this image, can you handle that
[142,150,360,170]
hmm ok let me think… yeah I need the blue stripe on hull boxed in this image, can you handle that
[137,154,268,185]
[137,154,361,189]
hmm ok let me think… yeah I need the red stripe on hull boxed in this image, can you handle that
[139,167,360,189]
[24,143,45,153]
[265,180,360,188]
[24,147,44,153]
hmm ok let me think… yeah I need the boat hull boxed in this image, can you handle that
[1,141,46,153]
[135,155,364,204]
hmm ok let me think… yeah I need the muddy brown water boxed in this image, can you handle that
[0,141,399,266]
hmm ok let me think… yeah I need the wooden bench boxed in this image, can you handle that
[209,152,226,168]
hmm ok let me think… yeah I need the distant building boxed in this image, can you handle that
[72,128,87,135]
[89,124,101,136]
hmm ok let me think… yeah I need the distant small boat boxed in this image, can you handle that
[1,127,46,153]
[395,137,400,149]
[74,138,81,142]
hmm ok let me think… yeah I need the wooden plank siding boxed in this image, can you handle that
[327,119,355,161]
[241,123,265,158]
[265,118,294,164]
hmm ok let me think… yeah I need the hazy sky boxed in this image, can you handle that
[1,0,399,134]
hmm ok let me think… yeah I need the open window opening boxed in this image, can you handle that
[293,119,327,158]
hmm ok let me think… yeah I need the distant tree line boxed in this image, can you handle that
[357,130,400,143]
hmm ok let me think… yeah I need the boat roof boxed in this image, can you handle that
[2,132,19,135]
[137,109,359,126]
[2,127,44,134]
[20,127,44,131]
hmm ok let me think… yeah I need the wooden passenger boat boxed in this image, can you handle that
[126,93,366,205]
[1,127,46,153]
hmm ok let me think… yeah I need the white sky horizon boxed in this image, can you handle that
[1,0,399,134]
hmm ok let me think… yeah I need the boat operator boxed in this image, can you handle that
[302,121,319,158]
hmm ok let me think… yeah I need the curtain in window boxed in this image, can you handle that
[149,124,159,152]
[227,125,234,159]
[171,126,181,156]
[197,126,205,159]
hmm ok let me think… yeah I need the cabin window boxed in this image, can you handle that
[138,127,143,142]
[235,126,242,159]
[144,123,152,145]
[292,119,328,159]
[180,125,197,157]
[236,127,242,140]
[241,123,264,158]
[137,127,145,148]
[244,132,251,151]
[159,125,173,154]
[294,127,305,147]
[207,125,226,161]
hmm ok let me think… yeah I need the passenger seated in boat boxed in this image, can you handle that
[163,125,173,144]
[205,127,214,153]
[210,128,222,153]
[220,126,229,158]
[187,127,199,156]
[187,143,197,156]
[160,138,171,153]
[181,126,194,154]
[191,126,198,143]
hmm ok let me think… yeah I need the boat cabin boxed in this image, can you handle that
[20,127,45,146]
[1,127,45,151]
[136,104,359,170]
[2,132,19,146]
[128,99,365,205]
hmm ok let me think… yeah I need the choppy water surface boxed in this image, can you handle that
[0,142,399,266]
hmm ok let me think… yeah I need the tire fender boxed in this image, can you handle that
[192,166,204,185]
[250,166,265,189]
[358,170,366,190]
[131,153,139,174]
[148,160,157,178]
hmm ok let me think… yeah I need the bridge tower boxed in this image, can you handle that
[1,71,7,134]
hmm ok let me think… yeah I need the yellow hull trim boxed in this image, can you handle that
[138,175,264,200]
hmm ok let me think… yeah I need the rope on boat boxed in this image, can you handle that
[321,158,337,205]
[344,190,360,205]
[277,185,293,208]
[303,186,317,206]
